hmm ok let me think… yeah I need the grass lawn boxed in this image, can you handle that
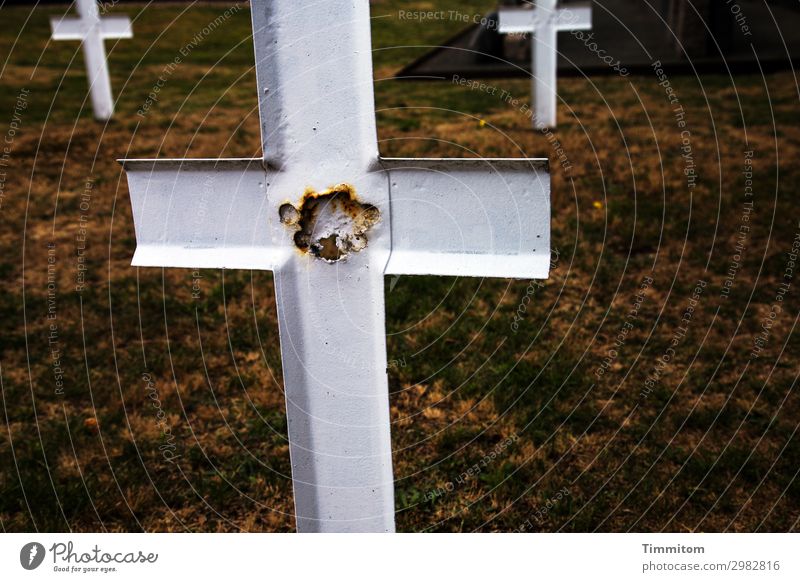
[0,0,798,532]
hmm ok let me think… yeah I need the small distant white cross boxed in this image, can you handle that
[499,0,592,128]
[120,0,550,532]
[50,0,132,120]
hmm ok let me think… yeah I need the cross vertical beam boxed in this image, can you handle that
[80,1,114,122]
[534,0,560,129]
[50,0,132,120]
[255,0,395,532]
[119,0,551,533]
[499,0,592,128]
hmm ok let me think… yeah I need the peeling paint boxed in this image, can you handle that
[279,184,380,262]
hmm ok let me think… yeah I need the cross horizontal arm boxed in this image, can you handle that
[555,2,592,31]
[50,17,86,40]
[498,2,592,34]
[121,157,551,278]
[119,158,288,270]
[99,16,134,39]
[382,158,550,279]
[50,15,132,40]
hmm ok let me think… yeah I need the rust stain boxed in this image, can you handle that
[279,184,380,262]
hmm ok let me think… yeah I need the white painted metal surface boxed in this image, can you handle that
[120,0,550,532]
[499,0,592,129]
[50,0,132,120]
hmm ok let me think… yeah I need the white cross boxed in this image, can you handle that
[50,0,132,120]
[120,0,550,532]
[499,0,592,128]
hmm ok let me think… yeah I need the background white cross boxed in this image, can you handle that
[120,0,550,532]
[50,0,132,120]
[499,0,592,128]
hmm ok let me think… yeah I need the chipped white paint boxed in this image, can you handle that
[499,0,592,128]
[50,0,132,120]
[120,0,550,532]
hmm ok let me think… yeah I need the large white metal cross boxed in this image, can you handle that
[50,0,132,120]
[120,0,550,532]
[499,0,592,128]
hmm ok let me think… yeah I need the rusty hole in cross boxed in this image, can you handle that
[278,184,380,262]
